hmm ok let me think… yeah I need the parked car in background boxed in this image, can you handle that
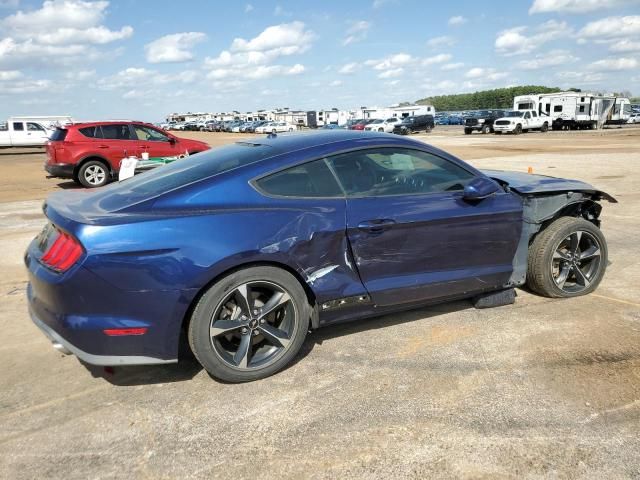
[321,123,342,129]
[464,110,507,134]
[351,119,377,131]
[392,114,435,135]
[627,113,640,124]
[0,118,56,147]
[493,110,549,134]
[27,130,615,382]
[45,121,210,188]
[364,117,402,133]
[255,122,297,134]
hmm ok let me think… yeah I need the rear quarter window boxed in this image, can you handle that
[256,159,343,198]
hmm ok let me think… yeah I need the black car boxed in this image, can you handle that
[464,110,506,135]
[392,114,435,135]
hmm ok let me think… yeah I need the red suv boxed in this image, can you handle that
[45,121,210,188]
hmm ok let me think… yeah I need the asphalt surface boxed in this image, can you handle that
[1,128,639,479]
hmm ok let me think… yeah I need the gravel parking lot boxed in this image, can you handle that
[1,126,639,479]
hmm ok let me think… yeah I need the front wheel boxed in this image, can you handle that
[527,217,607,298]
[188,266,311,382]
[514,124,522,135]
[541,122,548,132]
[464,128,472,135]
[481,124,490,134]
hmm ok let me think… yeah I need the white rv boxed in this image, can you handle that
[513,93,631,130]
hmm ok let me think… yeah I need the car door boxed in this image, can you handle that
[522,111,532,129]
[326,147,522,306]
[132,124,179,158]
[25,122,50,145]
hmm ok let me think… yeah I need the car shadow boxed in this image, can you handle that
[90,299,473,386]
[0,149,44,156]
[55,181,82,190]
[287,299,473,371]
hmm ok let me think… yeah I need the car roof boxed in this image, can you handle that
[241,130,391,155]
[66,120,150,128]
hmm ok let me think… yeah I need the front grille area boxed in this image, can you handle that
[465,119,478,126]
[495,120,511,126]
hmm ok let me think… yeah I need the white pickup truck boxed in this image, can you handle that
[492,110,550,134]
[0,118,62,147]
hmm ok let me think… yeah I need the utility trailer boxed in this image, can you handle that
[513,93,631,130]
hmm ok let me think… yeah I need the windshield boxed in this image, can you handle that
[505,111,524,118]
[371,119,383,124]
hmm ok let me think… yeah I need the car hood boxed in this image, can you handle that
[482,169,617,202]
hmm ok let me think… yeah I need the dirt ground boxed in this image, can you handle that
[1,126,639,479]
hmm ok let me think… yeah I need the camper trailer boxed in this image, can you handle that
[513,92,631,130]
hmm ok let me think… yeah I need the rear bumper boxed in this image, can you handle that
[29,306,176,366]
[45,163,74,178]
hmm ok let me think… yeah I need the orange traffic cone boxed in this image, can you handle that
[527,166,533,174]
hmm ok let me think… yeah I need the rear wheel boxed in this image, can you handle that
[527,217,607,298]
[481,124,490,134]
[541,122,549,132]
[78,160,109,188]
[188,266,311,382]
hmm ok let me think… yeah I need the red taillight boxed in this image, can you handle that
[40,230,83,272]
[103,328,148,336]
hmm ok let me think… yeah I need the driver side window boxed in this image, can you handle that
[134,125,169,142]
[326,148,474,197]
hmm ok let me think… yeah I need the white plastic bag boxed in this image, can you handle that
[119,156,138,181]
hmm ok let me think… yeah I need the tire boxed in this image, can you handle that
[425,126,432,133]
[514,124,522,135]
[527,217,608,298]
[188,266,311,382]
[464,128,472,135]
[289,128,294,132]
[78,159,109,188]
[541,122,548,133]
[271,129,277,134]
[481,124,490,134]
[378,128,384,132]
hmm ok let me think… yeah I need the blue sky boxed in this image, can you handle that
[0,0,639,121]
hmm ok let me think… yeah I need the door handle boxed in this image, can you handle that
[357,219,396,233]
[98,145,109,149]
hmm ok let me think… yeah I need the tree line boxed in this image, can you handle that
[415,85,563,111]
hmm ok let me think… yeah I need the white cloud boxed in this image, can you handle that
[0,78,51,94]
[555,70,605,85]
[145,32,206,63]
[448,16,467,26]
[2,1,133,44]
[495,20,571,55]
[517,49,579,69]
[530,0,639,14]
[609,39,640,52]
[343,20,371,46]
[579,16,640,39]
[465,67,508,81]
[441,62,464,70]
[0,69,22,80]
[204,22,313,81]
[231,21,314,53]
[338,62,359,74]
[98,67,199,90]
[588,57,639,71]
[244,4,253,13]
[0,1,132,67]
[366,52,415,70]
[0,0,20,8]
[426,35,456,48]
[422,53,452,66]
[273,5,291,17]
[434,80,456,90]
[378,68,403,78]
[329,79,342,86]
[65,69,95,80]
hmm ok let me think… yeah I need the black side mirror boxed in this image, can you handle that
[463,176,500,201]
[168,137,176,144]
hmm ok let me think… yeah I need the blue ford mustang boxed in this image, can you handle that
[25,131,615,382]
